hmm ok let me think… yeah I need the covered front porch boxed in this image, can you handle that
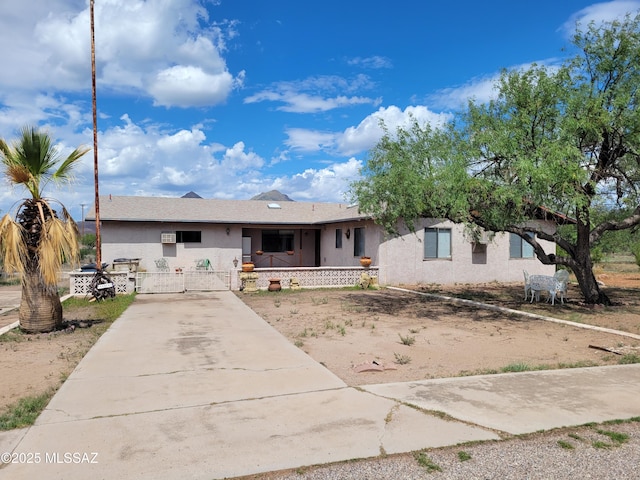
[241,227,321,267]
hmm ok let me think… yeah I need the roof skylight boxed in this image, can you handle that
[267,203,281,209]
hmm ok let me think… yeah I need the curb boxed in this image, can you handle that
[388,286,640,341]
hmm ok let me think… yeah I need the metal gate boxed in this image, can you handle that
[135,271,231,294]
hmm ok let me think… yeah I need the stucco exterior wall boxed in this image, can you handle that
[101,217,557,289]
[320,220,380,267]
[375,219,556,285]
[101,221,242,273]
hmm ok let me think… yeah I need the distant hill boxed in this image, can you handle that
[78,221,96,235]
[250,190,295,201]
[182,191,203,198]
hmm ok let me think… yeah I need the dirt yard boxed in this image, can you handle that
[0,271,639,416]
[0,299,105,413]
[239,273,640,386]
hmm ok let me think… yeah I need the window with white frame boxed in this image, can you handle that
[509,233,535,258]
[424,228,451,259]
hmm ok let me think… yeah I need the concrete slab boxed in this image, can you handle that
[5,388,497,480]
[0,286,20,330]
[363,364,640,435]
[0,428,28,459]
[3,289,640,479]
[38,291,345,423]
[37,365,345,424]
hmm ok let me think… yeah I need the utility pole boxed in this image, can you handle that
[90,0,102,268]
[80,203,87,237]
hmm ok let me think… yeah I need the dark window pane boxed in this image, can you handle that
[262,229,294,252]
[176,231,201,243]
[424,228,438,258]
[354,227,365,256]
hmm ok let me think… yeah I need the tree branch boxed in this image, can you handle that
[590,205,640,244]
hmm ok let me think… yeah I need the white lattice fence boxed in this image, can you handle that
[247,267,379,290]
[70,271,130,296]
[136,271,230,293]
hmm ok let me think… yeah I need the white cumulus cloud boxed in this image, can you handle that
[149,66,234,108]
[0,0,241,109]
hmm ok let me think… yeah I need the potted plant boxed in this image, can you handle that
[360,256,372,267]
[242,262,255,272]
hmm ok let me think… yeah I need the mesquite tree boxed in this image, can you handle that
[352,15,640,305]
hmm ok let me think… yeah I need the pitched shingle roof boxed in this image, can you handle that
[86,195,368,225]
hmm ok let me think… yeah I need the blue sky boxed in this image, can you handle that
[1,0,639,221]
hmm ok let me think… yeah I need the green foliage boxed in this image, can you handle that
[414,451,442,472]
[81,233,96,248]
[351,15,640,305]
[0,126,89,200]
[80,247,95,259]
[557,440,574,450]
[0,294,135,430]
[618,353,640,364]
[457,451,472,461]
[62,294,135,323]
[596,429,629,445]
[591,246,604,265]
[501,362,532,373]
[632,242,640,269]
[0,391,53,430]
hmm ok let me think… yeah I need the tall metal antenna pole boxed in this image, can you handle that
[90,0,102,268]
[80,203,87,237]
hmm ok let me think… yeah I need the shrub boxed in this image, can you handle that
[632,242,640,269]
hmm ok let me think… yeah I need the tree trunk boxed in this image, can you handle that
[570,205,611,305]
[19,271,63,333]
[572,257,611,305]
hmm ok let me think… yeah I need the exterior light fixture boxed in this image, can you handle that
[345,228,351,239]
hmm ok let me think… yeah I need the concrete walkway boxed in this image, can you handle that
[1,291,640,479]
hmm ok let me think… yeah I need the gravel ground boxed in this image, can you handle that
[245,421,640,480]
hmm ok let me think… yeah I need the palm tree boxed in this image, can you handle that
[0,126,89,333]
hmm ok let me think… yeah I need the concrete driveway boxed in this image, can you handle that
[1,290,639,479]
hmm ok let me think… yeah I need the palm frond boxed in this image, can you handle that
[51,146,90,185]
[0,214,27,276]
[60,206,81,243]
[15,125,57,174]
[38,217,79,285]
[4,163,32,186]
[0,138,8,157]
[0,126,89,199]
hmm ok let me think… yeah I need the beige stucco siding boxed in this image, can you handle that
[375,219,555,285]
[320,220,380,267]
[101,221,242,273]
